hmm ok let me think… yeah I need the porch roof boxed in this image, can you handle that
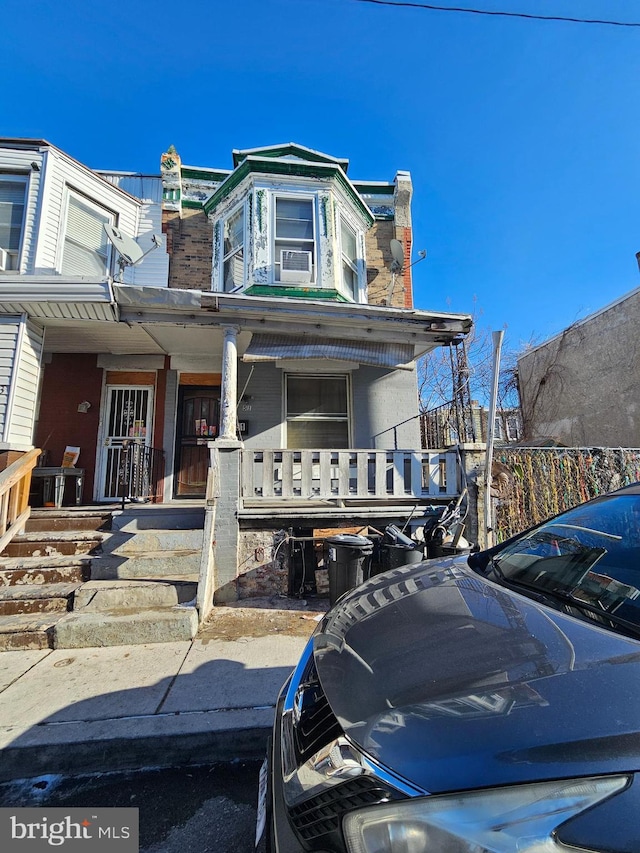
[0,278,118,322]
[114,286,472,354]
[243,333,416,369]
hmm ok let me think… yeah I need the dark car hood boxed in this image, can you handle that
[313,559,640,794]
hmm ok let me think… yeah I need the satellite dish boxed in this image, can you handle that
[104,224,144,266]
[390,239,404,272]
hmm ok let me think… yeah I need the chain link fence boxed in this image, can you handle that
[493,447,640,542]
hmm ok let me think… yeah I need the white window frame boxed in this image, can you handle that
[284,373,351,449]
[220,201,246,292]
[60,188,115,277]
[505,414,521,441]
[272,193,317,285]
[0,174,29,272]
[338,212,364,301]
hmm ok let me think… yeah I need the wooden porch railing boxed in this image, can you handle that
[240,449,460,503]
[0,448,40,554]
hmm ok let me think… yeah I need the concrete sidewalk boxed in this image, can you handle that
[0,605,319,782]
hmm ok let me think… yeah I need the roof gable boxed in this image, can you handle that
[232,143,349,173]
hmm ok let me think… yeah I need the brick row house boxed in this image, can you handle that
[0,138,472,617]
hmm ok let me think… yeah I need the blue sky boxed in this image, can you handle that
[4,0,639,353]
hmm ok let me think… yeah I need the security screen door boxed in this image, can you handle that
[99,385,154,501]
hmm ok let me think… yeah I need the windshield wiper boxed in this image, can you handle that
[488,559,557,602]
[542,588,640,639]
[490,560,640,638]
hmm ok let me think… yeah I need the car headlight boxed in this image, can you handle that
[343,775,628,853]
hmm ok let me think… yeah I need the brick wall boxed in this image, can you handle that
[35,354,104,501]
[163,208,213,291]
[365,221,413,309]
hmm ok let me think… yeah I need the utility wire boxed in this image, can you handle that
[353,0,640,28]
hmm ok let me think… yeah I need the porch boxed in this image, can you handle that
[238,447,461,515]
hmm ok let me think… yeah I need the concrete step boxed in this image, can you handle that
[0,557,92,587]
[91,529,203,579]
[73,579,197,611]
[53,607,199,648]
[2,530,105,558]
[0,612,67,651]
[90,551,201,579]
[25,514,112,533]
[100,528,203,555]
[111,505,205,532]
[0,582,80,616]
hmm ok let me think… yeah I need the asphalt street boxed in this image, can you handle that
[0,761,265,853]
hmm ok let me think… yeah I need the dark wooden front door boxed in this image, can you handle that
[175,387,220,497]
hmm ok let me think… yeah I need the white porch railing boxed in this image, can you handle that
[240,449,460,503]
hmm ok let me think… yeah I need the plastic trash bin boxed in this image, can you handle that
[375,543,423,576]
[326,534,374,605]
[427,543,471,559]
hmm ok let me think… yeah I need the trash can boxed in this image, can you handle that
[375,543,423,576]
[326,534,374,605]
[426,543,471,559]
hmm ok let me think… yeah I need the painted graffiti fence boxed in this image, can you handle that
[493,447,640,542]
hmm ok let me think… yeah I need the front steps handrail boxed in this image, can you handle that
[0,448,41,554]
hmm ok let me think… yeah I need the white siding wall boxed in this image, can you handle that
[0,315,43,450]
[0,316,21,441]
[33,148,140,274]
[6,318,44,448]
[100,174,169,287]
[0,148,44,274]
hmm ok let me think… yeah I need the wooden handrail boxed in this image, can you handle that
[0,448,41,554]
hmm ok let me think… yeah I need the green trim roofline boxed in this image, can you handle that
[353,183,395,196]
[203,157,374,226]
[181,166,231,183]
[244,284,351,301]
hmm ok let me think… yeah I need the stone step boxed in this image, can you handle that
[53,607,199,648]
[0,612,66,651]
[73,579,197,611]
[0,558,92,587]
[2,530,105,558]
[0,582,80,616]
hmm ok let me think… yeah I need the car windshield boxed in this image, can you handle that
[492,493,640,633]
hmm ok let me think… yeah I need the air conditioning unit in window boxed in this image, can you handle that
[280,250,312,283]
[0,248,9,272]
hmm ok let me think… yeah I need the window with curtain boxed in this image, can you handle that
[222,205,245,291]
[286,374,349,449]
[0,176,27,270]
[61,192,113,276]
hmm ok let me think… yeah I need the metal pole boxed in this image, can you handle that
[483,330,504,548]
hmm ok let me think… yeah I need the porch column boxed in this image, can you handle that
[220,325,240,440]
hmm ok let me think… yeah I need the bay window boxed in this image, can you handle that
[340,217,359,299]
[275,197,315,283]
[222,204,245,291]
